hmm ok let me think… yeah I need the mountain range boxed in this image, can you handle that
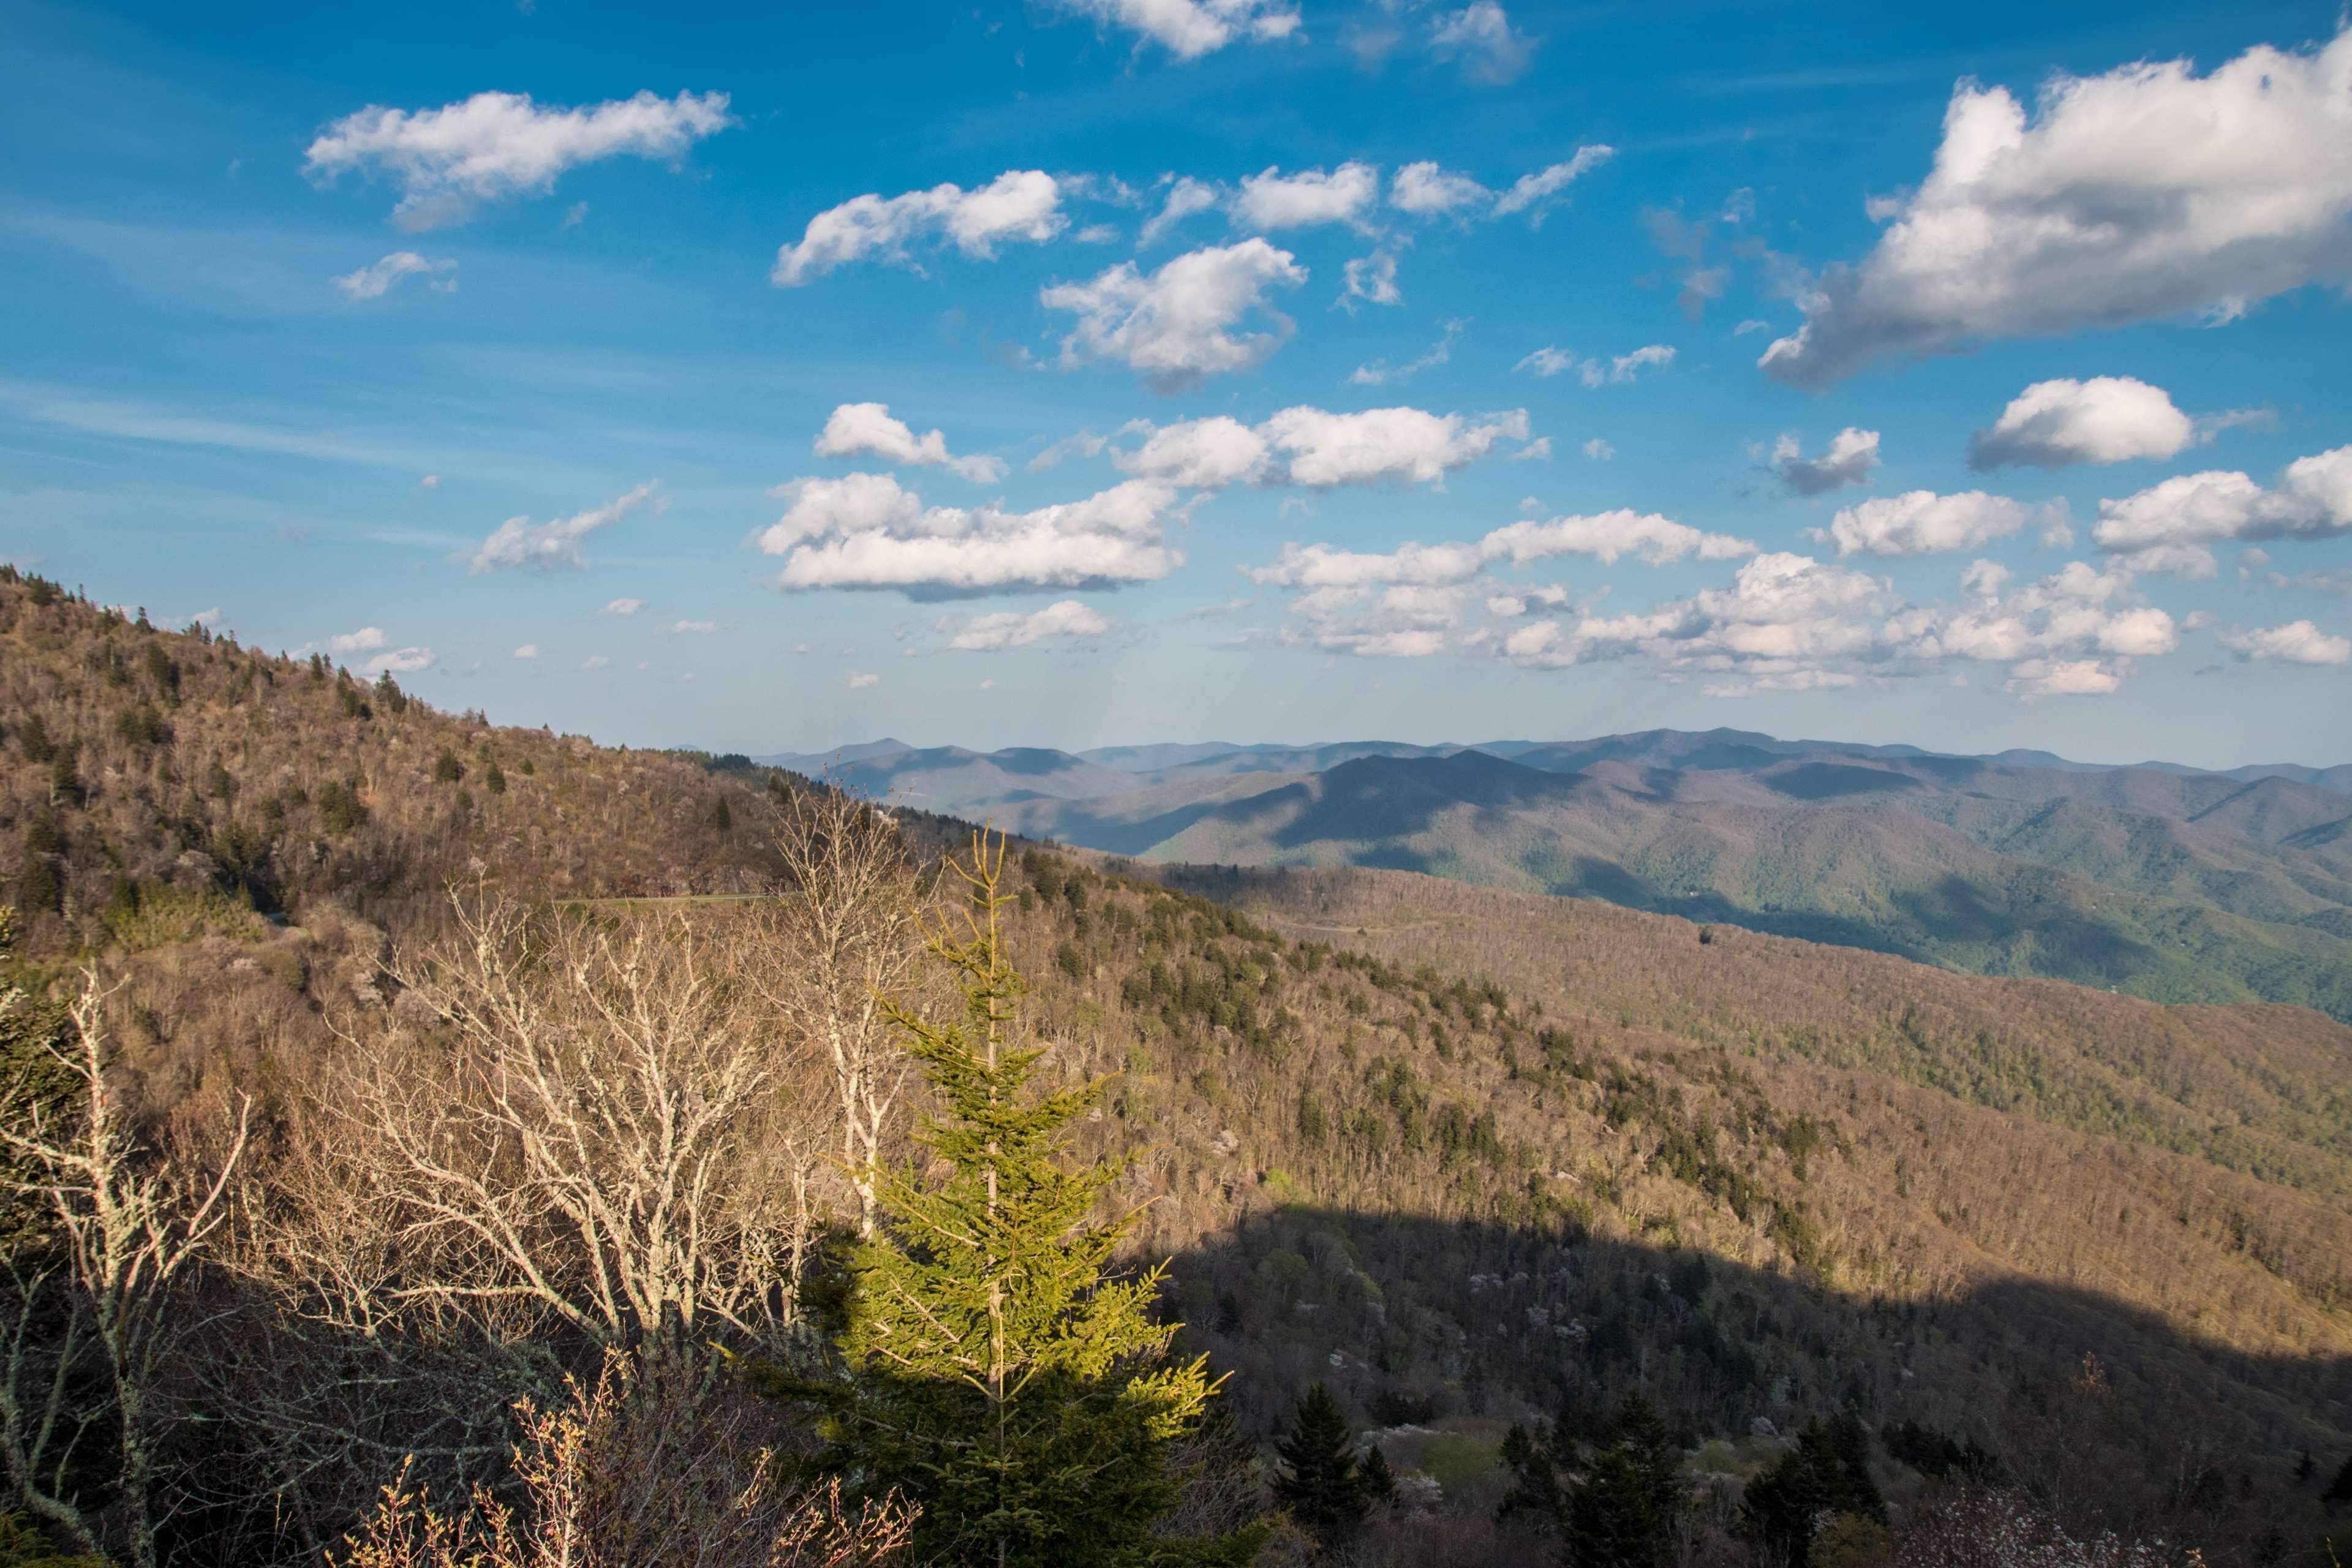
[760,730,2352,1019]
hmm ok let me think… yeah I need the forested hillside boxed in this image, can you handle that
[810,731,2352,1021]
[4,570,2351,1567]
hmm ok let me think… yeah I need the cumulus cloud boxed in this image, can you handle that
[1759,27,2352,386]
[363,646,435,676]
[774,171,1066,285]
[657,619,721,636]
[1250,507,1753,594]
[947,600,1114,649]
[760,472,1184,595]
[305,89,732,229]
[600,597,644,617]
[463,481,661,573]
[1341,251,1401,309]
[321,627,391,656]
[333,251,457,300]
[1050,0,1300,59]
[1231,164,1382,232]
[513,644,542,660]
[1968,377,2195,469]
[1506,552,1892,673]
[1138,176,1222,247]
[1041,239,1306,391]
[815,402,1008,482]
[2092,445,2352,553]
[580,655,612,672]
[1389,162,1490,216]
[1428,1,1534,84]
[1770,428,1880,495]
[1816,489,2029,556]
[1582,438,1614,460]
[2007,658,2121,698]
[1117,404,1534,489]
[2216,619,2352,665]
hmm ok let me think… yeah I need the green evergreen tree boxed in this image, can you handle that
[1741,1417,1879,1568]
[1562,1395,1688,1568]
[1272,1385,1368,1549]
[2325,1453,2352,1507]
[782,832,1258,1568]
[1358,1444,1398,1509]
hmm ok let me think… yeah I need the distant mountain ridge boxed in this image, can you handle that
[756,729,2352,1019]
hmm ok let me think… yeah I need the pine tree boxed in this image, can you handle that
[1562,1395,1688,1568]
[1359,1444,1398,1509]
[1741,1416,1879,1568]
[1273,1385,1368,1548]
[2325,1453,2352,1507]
[784,832,1258,1568]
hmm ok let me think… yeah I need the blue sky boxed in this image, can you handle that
[3,0,2349,766]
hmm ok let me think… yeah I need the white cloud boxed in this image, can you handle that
[1770,428,1880,496]
[1341,251,1401,309]
[1232,164,1382,232]
[464,481,661,573]
[845,670,880,688]
[1507,552,1892,673]
[1348,318,1462,385]
[1139,176,1222,247]
[1041,239,1306,391]
[1512,343,1672,385]
[1968,377,2195,469]
[363,646,435,676]
[1482,510,1757,567]
[1759,27,2352,386]
[1428,1,1534,84]
[2007,658,2122,698]
[1050,0,1300,59]
[1250,507,1752,592]
[814,402,1008,482]
[419,473,441,489]
[1817,489,2027,556]
[1117,404,1533,488]
[305,89,732,229]
[1733,318,1771,336]
[2093,445,2352,553]
[1389,162,1490,216]
[2217,619,2352,665]
[513,643,542,660]
[600,597,644,617]
[562,201,588,228]
[761,472,1185,595]
[1267,405,1526,486]
[657,619,722,636]
[1118,417,1270,486]
[322,626,391,655]
[579,655,612,672]
[1491,147,1615,221]
[773,170,1066,285]
[1582,438,1614,460]
[333,252,457,300]
[948,600,1114,649]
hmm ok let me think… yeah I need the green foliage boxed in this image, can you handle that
[1272,1385,1369,1548]
[1500,1394,1689,1568]
[111,706,170,746]
[1881,1419,1994,1479]
[102,884,266,952]
[1739,1414,1884,1568]
[317,780,369,837]
[784,834,1257,1568]
[483,760,507,795]
[2324,1454,2352,1506]
[0,1512,105,1567]
[16,823,61,916]
[431,751,465,784]
[12,714,56,764]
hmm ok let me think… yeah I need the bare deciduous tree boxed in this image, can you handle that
[224,895,831,1542]
[0,970,247,1568]
[754,787,928,1238]
[336,1348,916,1568]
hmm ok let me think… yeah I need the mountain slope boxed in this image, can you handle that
[1017,748,2352,1019]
